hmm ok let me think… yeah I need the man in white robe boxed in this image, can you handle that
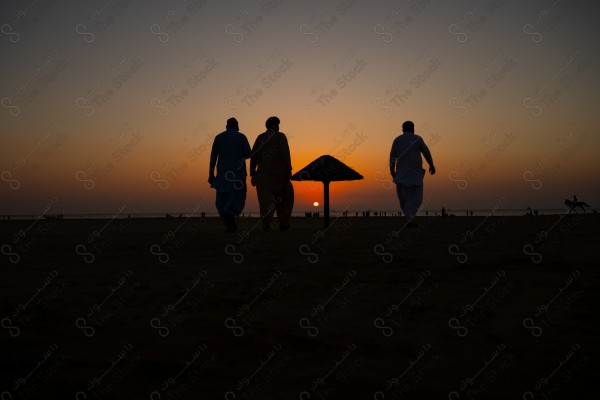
[389,121,436,226]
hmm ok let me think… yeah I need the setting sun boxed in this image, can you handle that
[313,201,319,207]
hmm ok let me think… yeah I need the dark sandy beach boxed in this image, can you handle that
[1,214,598,399]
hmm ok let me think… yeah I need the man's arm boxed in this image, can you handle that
[243,139,252,159]
[389,140,398,177]
[249,135,262,176]
[282,134,292,177]
[420,137,436,175]
[208,137,218,184]
[242,135,252,159]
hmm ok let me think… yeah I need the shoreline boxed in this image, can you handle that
[1,209,597,220]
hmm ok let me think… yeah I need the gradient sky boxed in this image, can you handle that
[1,0,599,215]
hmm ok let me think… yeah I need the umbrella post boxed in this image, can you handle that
[323,181,330,228]
[290,155,363,229]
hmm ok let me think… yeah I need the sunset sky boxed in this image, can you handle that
[1,0,599,215]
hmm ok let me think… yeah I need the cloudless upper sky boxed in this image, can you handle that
[1,0,599,215]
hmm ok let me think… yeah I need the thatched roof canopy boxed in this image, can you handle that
[291,155,363,183]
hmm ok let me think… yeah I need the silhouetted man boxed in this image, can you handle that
[390,120,436,226]
[209,118,252,232]
[250,116,294,232]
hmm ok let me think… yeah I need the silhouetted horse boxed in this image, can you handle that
[565,199,590,213]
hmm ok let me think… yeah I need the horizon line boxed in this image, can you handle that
[2,208,597,220]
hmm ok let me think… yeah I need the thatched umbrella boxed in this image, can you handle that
[291,155,363,228]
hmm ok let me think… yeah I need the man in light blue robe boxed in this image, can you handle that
[209,118,252,232]
[389,121,436,226]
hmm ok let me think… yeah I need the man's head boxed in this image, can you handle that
[265,116,280,131]
[226,117,239,131]
[402,120,414,133]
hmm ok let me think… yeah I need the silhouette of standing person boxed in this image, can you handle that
[390,121,436,226]
[209,117,251,232]
[250,116,294,232]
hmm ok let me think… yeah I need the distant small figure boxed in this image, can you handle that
[250,116,294,232]
[44,214,63,220]
[390,120,436,227]
[565,197,590,214]
[441,207,448,218]
[209,117,252,232]
[525,207,539,216]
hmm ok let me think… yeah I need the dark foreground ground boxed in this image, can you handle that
[1,215,598,399]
